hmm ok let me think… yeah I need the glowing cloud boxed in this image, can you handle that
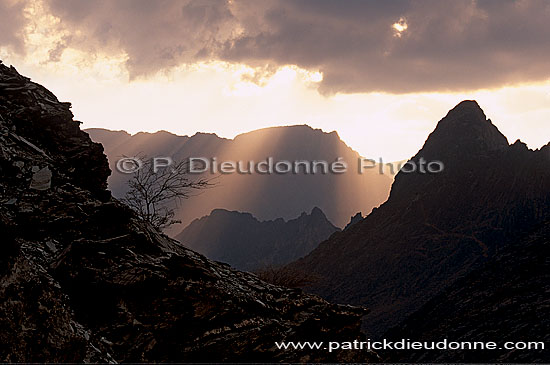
[392,17,408,37]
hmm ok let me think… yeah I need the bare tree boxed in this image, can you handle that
[122,156,211,230]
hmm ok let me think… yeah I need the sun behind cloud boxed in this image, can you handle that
[0,0,548,162]
[392,17,408,37]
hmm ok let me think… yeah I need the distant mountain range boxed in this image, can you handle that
[0,60,376,363]
[176,207,339,271]
[289,100,550,339]
[86,125,392,233]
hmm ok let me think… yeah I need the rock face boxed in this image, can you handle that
[344,212,363,230]
[290,101,550,339]
[86,123,392,233]
[176,207,340,271]
[385,219,550,362]
[0,61,377,363]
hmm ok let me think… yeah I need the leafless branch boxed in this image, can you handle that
[121,154,214,230]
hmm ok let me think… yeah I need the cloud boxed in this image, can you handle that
[17,0,550,93]
[44,0,238,78]
[221,0,550,94]
[0,0,30,53]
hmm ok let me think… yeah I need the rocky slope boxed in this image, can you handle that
[289,100,550,338]
[344,212,364,230]
[385,219,550,362]
[176,207,339,271]
[0,61,377,363]
[86,124,392,233]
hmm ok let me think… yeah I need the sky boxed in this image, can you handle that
[1,0,549,161]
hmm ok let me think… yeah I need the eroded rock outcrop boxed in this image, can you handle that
[0,61,377,363]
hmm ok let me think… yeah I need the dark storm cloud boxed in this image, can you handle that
[0,0,29,53]
[33,0,550,92]
[44,0,238,77]
[221,0,550,93]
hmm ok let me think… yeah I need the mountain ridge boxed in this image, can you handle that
[176,206,339,271]
[86,124,393,231]
[289,100,550,337]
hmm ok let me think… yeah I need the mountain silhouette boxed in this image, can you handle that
[176,207,339,271]
[0,61,379,362]
[289,100,550,338]
[86,125,392,233]
[344,212,364,230]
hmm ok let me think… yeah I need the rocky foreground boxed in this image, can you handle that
[0,61,377,363]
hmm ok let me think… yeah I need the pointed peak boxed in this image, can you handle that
[295,207,328,221]
[511,139,529,150]
[447,100,485,117]
[344,212,364,230]
[441,100,489,129]
[416,101,508,160]
[310,206,326,218]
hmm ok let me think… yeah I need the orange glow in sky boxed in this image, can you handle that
[1,0,548,161]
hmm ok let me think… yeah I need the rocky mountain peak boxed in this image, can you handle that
[344,212,364,230]
[416,100,509,161]
[290,100,550,339]
[309,206,326,219]
[445,99,486,121]
[388,100,511,200]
